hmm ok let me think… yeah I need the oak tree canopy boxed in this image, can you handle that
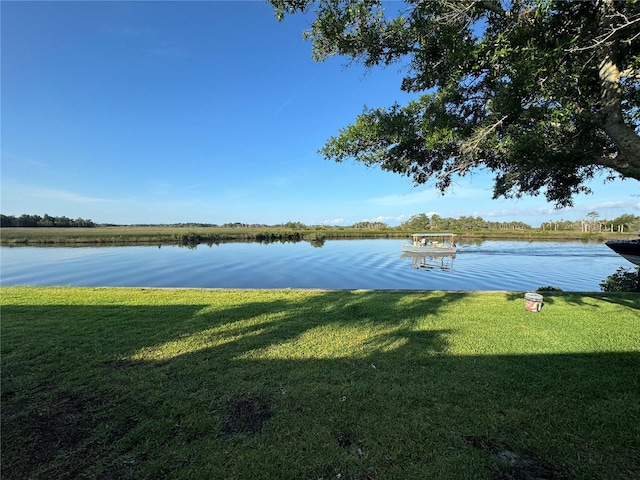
[271,0,640,206]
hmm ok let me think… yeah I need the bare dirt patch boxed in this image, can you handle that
[1,389,102,479]
[222,393,273,437]
[465,435,567,480]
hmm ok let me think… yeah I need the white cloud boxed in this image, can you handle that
[366,181,496,207]
[357,215,402,225]
[582,200,640,211]
[1,182,116,205]
[482,206,571,218]
[2,152,49,169]
[321,218,345,225]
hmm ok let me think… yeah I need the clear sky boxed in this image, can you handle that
[2,1,638,227]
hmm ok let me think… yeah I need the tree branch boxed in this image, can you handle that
[595,0,640,179]
[568,11,640,53]
[460,115,508,157]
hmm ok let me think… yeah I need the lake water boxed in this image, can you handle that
[0,239,635,292]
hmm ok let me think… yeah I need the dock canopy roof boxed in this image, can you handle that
[410,233,457,237]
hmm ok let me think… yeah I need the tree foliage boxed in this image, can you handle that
[271,0,640,206]
[542,213,640,232]
[0,214,96,228]
[599,266,640,292]
[399,213,531,231]
[352,220,389,229]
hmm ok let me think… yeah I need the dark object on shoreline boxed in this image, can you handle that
[605,239,640,266]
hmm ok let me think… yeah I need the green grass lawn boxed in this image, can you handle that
[1,287,639,479]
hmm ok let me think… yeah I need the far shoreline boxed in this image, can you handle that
[1,225,636,246]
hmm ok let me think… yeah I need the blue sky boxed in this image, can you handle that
[2,1,638,227]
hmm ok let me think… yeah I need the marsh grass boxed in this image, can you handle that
[1,287,639,479]
[2,226,633,246]
[0,226,393,245]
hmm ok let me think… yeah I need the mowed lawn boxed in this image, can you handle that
[1,287,638,479]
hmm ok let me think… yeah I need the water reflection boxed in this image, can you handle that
[0,239,627,291]
[402,252,456,271]
[165,237,311,249]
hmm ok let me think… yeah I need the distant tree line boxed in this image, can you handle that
[541,213,640,233]
[352,221,390,230]
[3,212,638,232]
[1,214,96,228]
[400,214,532,232]
[402,213,640,233]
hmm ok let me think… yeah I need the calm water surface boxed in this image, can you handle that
[0,239,634,291]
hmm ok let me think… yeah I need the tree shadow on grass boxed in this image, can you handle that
[504,291,640,309]
[2,290,639,480]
